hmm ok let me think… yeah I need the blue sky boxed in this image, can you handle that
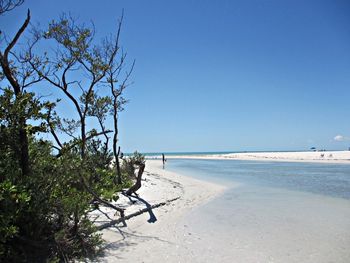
[2,0,350,152]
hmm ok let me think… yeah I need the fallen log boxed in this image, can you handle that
[80,172,125,218]
[97,196,180,231]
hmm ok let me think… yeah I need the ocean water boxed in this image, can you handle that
[129,150,313,157]
[139,151,235,157]
[166,159,350,262]
[166,159,350,199]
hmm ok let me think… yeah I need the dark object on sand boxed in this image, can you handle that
[162,153,166,169]
[125,163,145,196]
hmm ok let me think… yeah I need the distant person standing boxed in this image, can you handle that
[162,153,166,169]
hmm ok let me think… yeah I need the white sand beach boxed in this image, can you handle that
[93,160,226,262]
[165,150,350,164]
[93,158,350,263]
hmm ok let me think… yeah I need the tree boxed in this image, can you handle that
[105,11,135,185]
[0,10,34,178]
[0,5,136,261]
[27,10,137,229]
[125,151,146,196]
[28,13,133,185]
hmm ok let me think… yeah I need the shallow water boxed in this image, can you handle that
[166,159,350,263]
[167,159,350,199]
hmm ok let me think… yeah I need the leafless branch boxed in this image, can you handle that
[0,9,30,94]
[0,0,24,15]
[55,130,113,158]
[47,105,63,149]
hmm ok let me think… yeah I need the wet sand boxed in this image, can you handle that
[94,160,226,262]
[95,159,350,262]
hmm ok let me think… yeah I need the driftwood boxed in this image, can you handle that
[80,174,125,217]
[125,163,145,196]
[97,196,180,231]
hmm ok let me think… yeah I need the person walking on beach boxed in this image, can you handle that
[162,153,166,169]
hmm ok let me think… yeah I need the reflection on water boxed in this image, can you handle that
[167,159,350,199]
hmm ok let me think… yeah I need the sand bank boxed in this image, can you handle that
[92,158,350,262]
[165,150,350,164]
[93,159,226,262]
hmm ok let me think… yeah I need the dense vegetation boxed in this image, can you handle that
[0,1,142,261]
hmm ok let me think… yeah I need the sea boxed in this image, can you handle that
[163,158,350,262]
[166,159,350,199]
[135,150,313,157]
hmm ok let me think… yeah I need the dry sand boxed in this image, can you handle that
[165,150,350,164]
[92,156,350,262]
[92,160,226,262]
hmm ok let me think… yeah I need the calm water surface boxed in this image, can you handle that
[165,159,350,262]
[167,159,350,199]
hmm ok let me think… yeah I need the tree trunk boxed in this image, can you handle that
[97,196,180,231]
[18,119,30,177]
[125,163,145,196]
[112,113,122,185]
[0,10,31,178]
[79,173,125,217]
[115,146,122,184]
[81,119,86,158]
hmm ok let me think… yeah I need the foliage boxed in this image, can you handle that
[0,89,101,260]
[122,151,146,178]
[0,4,135,262]
[0,93,132,261]
[0,180,30,257]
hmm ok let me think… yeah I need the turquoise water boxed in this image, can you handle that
[137,151,235,156]
[127,150,315,157]
[167,159,350,199]
[165,159,350,262]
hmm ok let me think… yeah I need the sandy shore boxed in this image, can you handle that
[93,160,226,262]
[164,150,350,164]
[91,157,350,262]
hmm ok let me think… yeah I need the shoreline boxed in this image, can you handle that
[93,157,350,262]
[159,150,350,164]
[95,159,226,262]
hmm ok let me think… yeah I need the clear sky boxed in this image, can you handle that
[2,0,350,152]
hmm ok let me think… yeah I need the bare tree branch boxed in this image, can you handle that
[0,0,24,15]
[46,105,63,149]
[0,9,30,94]
[97,196,180,231]
[55,130,113,158]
